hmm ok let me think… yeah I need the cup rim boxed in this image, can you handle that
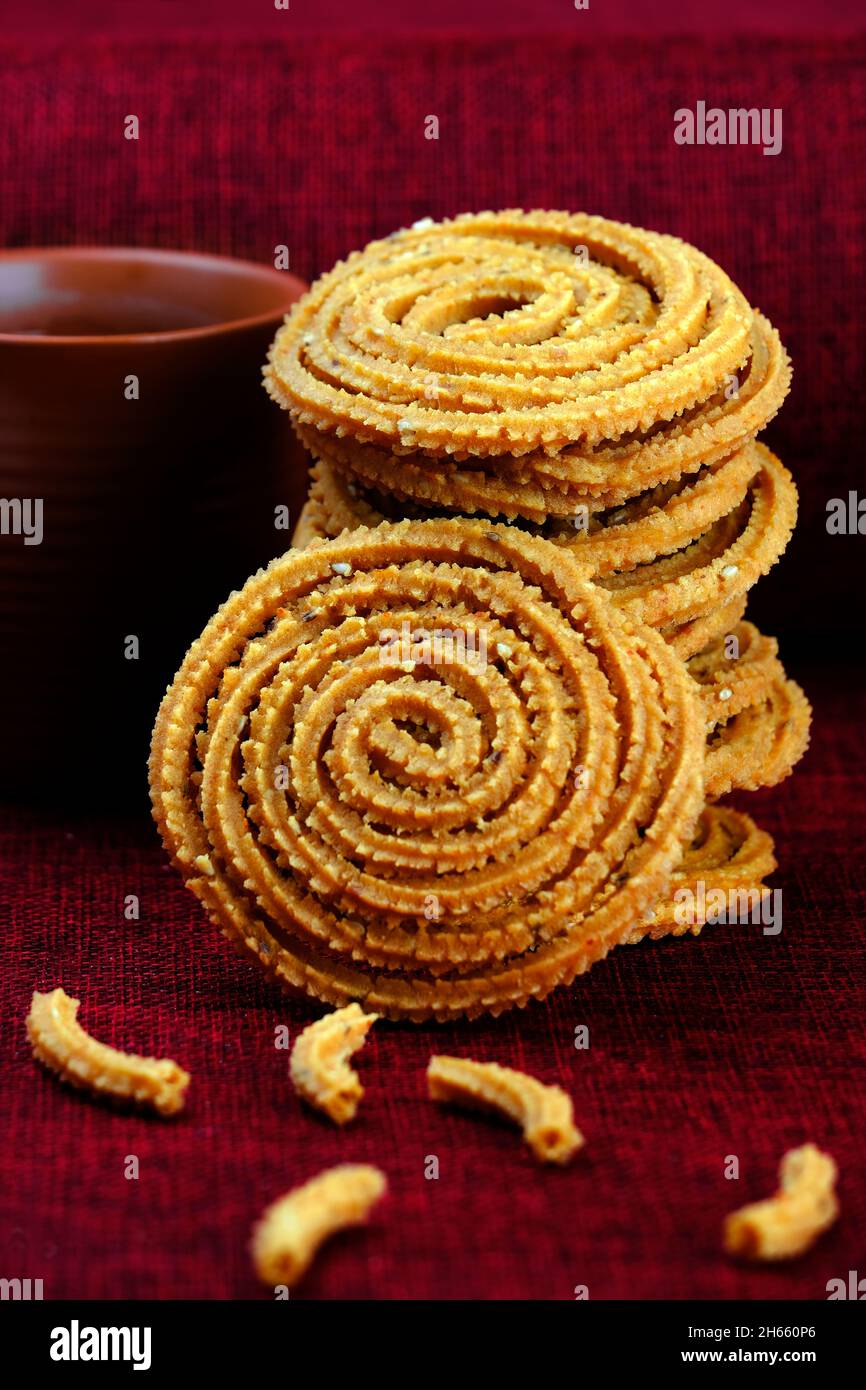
[0,245,307,345]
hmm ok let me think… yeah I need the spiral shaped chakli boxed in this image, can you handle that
[593,445,796,629]
[291,473,808,796]
[294,441,797,639]
[675,618,812,796]
[150,519,705,1021]
[295,441,764,568]
[266,210,791,520]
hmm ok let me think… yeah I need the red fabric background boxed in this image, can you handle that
[2,0,863,38]
[1,33,864,1299]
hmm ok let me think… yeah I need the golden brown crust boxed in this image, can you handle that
[295,444,761,574]
[26,988,190,1116]
[662,597,748,661]
[293,461,806,800]
[687,621,785,728]
[427,1055,583,1164]
[292,446,796,651]
[597,448,797,629]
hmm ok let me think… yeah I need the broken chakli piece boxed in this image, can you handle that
[251,1164,387,1288]
[427,1054,584,1164]
[289,1003,378,1123]
[26,987,190,1116]
[150,518,707,1021]
[724,1145,839,1261]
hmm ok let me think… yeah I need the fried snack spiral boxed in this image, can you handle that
[663,597,748,661]
[150,519,705,1022]
[624,805,777,942]
[293,468,807,796]
[297,444,761,574]
[596,447,796,629]
[267,211,790,487]
[293,454,805,793]
[687,621,785,728]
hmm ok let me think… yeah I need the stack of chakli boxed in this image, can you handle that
[264,210,810,948]
[146,210,813,1024]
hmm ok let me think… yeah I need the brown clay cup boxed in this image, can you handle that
[0,247,308,807]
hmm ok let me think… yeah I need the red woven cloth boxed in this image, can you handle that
[2,0,865,37]
[1,35,864,1299]
[2,0,863,37]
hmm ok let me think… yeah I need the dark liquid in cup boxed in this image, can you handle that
[0,292,219,336]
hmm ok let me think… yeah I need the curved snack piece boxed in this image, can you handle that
[724,1145,839,1261]
[663,596,748,662]
[555,447,758,575]
[687,621,784,728]
[251,1164,387,1288]
[624,805,777,943]
[427,1054,583,1164]
[26,987,190,1116]
[150,518,705,1022]
[705,674,812,798]
[598,448,797,630]
[290,1003,378,1124]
